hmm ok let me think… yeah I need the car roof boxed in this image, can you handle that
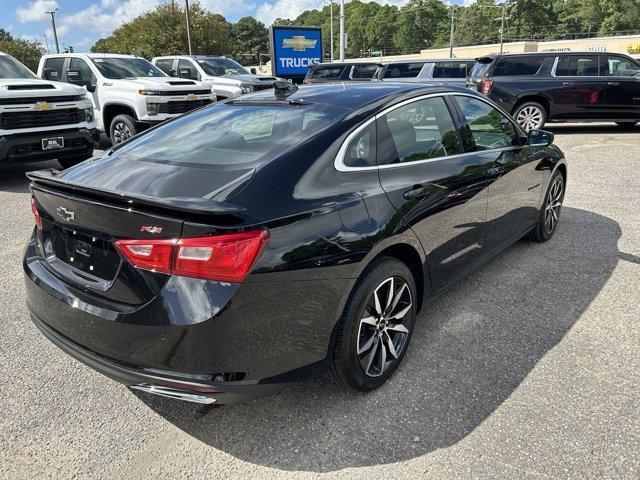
[384,58,475,65]
[236,82,474,110]
[477,51,624,61]
[312,62,381,67]
[42,53,140,59]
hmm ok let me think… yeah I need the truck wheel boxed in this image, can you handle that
[58,153,93,169]
[110,114,137,144]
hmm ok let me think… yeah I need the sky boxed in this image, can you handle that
[2,0,469,53]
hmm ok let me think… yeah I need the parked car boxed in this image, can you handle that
[0,52,96,169]
[152,55,280,100]
[303,62,381,83]
[37,53,215,144]
[467,51,640,130]
[378,59,475,86]
[25,82,566,404]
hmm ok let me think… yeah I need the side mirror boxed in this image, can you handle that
[178,67,193,79]
[86,84,96,93]
[528,129,554,147]
[250,67,257,74]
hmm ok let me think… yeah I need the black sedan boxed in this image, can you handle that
[24,82,567,404]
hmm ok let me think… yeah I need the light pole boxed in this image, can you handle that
[185,0,193,55]
[43,34,50,54]
[496,2,509,54]
[339,0,345,62]
[327,1,334,62]
[448,4,456,58]
[45,8,59,54]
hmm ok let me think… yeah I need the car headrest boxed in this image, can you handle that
[387,119,416,148]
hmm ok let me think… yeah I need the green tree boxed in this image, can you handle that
[457,0,503,46]
[393,0,449,53]
[0,28,45,72]
[230,16,269,65]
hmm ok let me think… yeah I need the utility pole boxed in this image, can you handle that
[499,2,506,54]
[339,0,345,62]
[185,0,193,55]
[45,8,60,54]
[449,4,455,58]
[329,1,334,62]
[43,34,50,54]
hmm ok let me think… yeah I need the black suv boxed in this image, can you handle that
[303,62,381,84]
[467,52,640,130]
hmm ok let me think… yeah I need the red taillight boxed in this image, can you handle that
[31,197,42,229]
[114,230,269,283]
[479,76,493,95]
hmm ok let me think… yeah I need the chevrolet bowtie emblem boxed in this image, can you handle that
[186,94,198,101]
[34,101,52,111]
[282,36,317,52]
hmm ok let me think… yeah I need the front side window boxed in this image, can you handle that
[0,55,36,79]
[196,57,248,76]
[108,103,341,168]
[433,61,468,79]
[68,58,93,82]
[555,55,600,76]
[378,96,463,165]
[43,58,65,80]
[351,64,379,79]
[605,55,640,77]
[454,96,518,150]
[493,56,544,76]
[91,57,166,79]
[382,63,425,79]
[155,59,174,76]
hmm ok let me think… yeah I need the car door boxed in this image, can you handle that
[451,94,545,249]
[376,94,490,292]
[550,54,606,119]
[602,54,640,119]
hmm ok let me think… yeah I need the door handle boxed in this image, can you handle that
[608,81,621,86]
[486,166,505,176]
[403,185,428,200]
[562,82,574,87]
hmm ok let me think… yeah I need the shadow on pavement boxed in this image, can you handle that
[0,160,59,194]
[138,206,622,472]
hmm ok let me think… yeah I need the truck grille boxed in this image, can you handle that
[0,108,86,130]
[160,90,211,96]
[159,99,212,114]
[0,95,84,106]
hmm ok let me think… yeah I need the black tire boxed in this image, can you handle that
[615,121,638,129]
[513,101,548,131]
[58,152,93,169]
[109,114,138,144]
[528,170,565,242]
[330,256,417,392]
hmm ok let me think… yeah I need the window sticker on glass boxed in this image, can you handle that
[232,110,276,139]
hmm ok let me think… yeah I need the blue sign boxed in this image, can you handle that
[270,26,323,78]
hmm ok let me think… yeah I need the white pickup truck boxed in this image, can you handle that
[152,55,279,100]
[38,53,215,144]
[0,52,97,169]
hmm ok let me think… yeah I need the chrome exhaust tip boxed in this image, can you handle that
[130,384,217,404]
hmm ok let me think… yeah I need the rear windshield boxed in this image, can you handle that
[309,66,345,79]
[383,63,425,79]
[492,56,544,76]
[470,61,491,78]
[109,102,344,168]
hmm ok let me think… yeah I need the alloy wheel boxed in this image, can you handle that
[544,176,564,234]
[356,276,412,378]
[516,106,544,131]
[113,122,132,144]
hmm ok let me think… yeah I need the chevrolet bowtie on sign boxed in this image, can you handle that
[270,26,323,79]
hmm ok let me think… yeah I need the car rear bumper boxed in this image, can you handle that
[0,128,97,164]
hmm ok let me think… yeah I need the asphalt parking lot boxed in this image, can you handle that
[1,124,639,479]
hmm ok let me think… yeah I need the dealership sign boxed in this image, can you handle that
[269,26,323,79]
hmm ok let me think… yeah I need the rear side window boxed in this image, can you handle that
[309,66,344,79]
[378,96,463,165]
[111,103,340,168]
[344,122,376,168]
[351,64,379,79]
[555,55,599,76]
[433,61,469,79]
[68,58,93,82]
[43,58,65,81]
[155,59,174,76]
[454,96,518,150]
[178,59,198,80]
[383,63,425,79]
[492,56,544,76]
[605,55,640,77]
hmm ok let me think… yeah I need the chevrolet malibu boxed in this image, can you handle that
[25,82,567,404]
